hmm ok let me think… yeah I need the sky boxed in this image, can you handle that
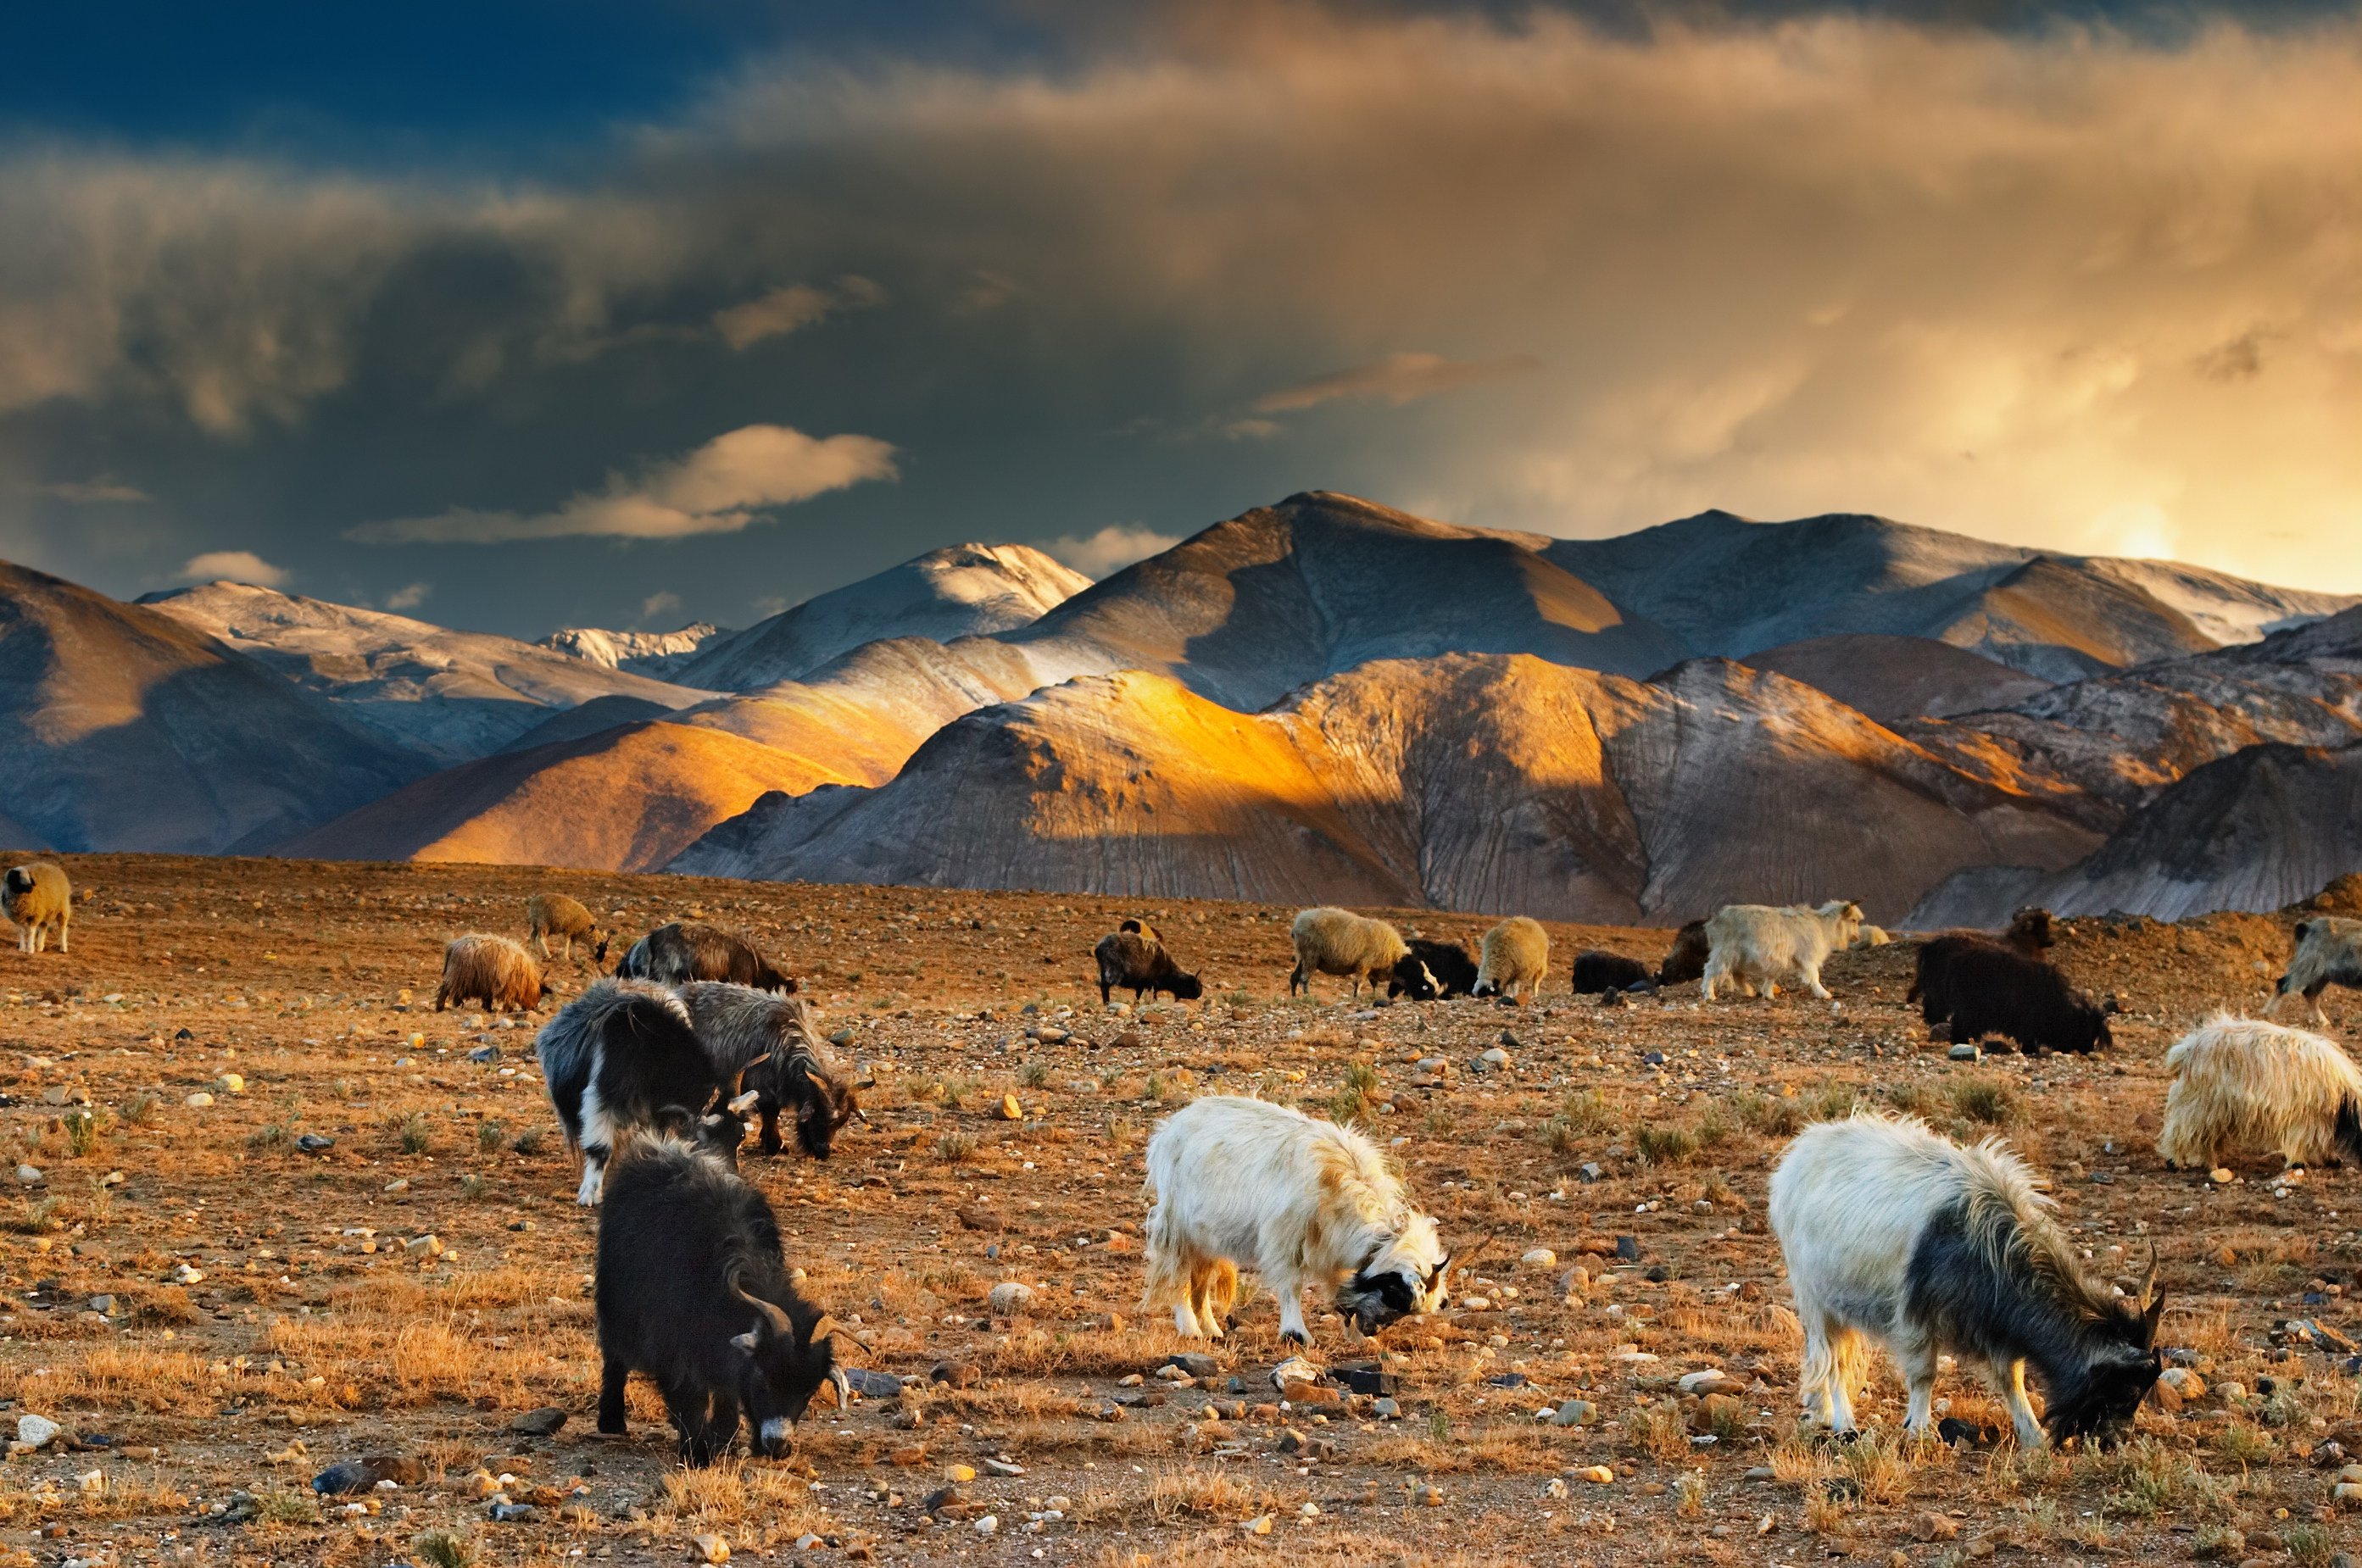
[3,0,2359,638]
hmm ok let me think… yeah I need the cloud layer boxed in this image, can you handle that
[181,550,287,587]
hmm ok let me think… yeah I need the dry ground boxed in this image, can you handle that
[0,854,2354,1568]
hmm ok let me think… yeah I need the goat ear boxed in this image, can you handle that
[731,1330,760,1354]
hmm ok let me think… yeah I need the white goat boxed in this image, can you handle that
[2157,1015,2362,1171]
[1143,1096,1448,1346]
[1701,899,1863,1001]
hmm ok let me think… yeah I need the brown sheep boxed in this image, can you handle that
[527,892,608,966]
[435,933,551,1013]
[3,863,70,954]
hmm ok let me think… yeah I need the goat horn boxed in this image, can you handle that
[731,1277,795,1339]
[2139,1240,2159,1309]
[1450,1229,1500,1286]
[809,1313,869,1361]
[832,1366,854,1410]
[726,1088,761,1115]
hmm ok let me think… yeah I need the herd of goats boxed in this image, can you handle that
[9,861,2362,1466]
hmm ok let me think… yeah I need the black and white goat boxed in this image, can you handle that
[616,921,796,993]
[1387,937,1479,1000]
[677,982,862,1159]
[595,1130,845,1465]
[1769,1113,2160,1448]
[536,979,772,1204]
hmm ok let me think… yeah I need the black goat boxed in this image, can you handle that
[595,1133,843,1465]
[1569,949,1656,997]
[1094,931,1203,1004]
[617,921,796,993]
[1657,920,1710,987]
[1388,937,1479,1000]
[1936,943,2114,1054]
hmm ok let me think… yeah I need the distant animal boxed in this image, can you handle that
[1568,949,1654,997]
[596,1129,844,1465]
[1909,907,2061,1026]
[1094,930,1204,1004]
[2006,906,2058,951]
[1851,926,1892,949]
[526,892,609,967]
[537,978,763,1204]
[1288,908,1410,998]
[2267,916,2362,1027]
[1769,1113,2161,1448]
[3,862,70,954]
[2157,1015,2362,1171]
[1930,944,2114,1055]
[1473,917,1550,1000]
[433,933,551,1014]
[1657,919,1710,987]
[1700,901,1863,1002]
[1144,1095,1449,1347]
[1389,937,1479,1000]
[677,982,861,1159]
[616,921,795,993]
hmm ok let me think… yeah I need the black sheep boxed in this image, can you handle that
[1389,937,1479,1000]
[617,921,797,993]
[1910,908,2060,1026]
[596,1134,842,1465]
[1570,948,1656,997]
[1094,931,1203,1004]
[1938,943,2114,1055]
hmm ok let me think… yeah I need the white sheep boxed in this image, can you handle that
[1473,916,1549,999]
[1288,908,1410,998]
[1701,900,1864,1001]
[1143,1095,1448,1346]
[3,863,70,954]
[2157,1015,2362,1171]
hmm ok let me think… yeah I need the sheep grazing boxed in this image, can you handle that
[1568,948,1655,998]
[537,979,756,1204]
[1769,1113,2161,1448]
[1700,900,1863,1002]
[526,892,608,967]
[1094,930,1204,1004]
[1657,919,1710,987]
[2267,916,2362,1027]
[1910,906,2061,1026]
[1288,908,1410,998]
[677,982,861,1159]
[616,921,796,993]
[2157,1015,2362,1171]
[1143,1095,1449,1346]
[3,862,70,954]
[1930,944,2113,1055]
[1852,926,1892,949]
[1473,917,1550,1000]
[596,1131,844,1465]
[1389,937,1479,1000]
[433,933,551,1014]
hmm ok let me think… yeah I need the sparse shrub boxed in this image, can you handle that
[248,1123,289,1150]
[1732,1091,1805,1139]
[398,1112,432,1154]
[10,1196,62,1235]
[413,1530,478,1568]
[2191,1524,2248,1561]
[1143,1075,1168,1104]
[1674,1470,1706,1517]
[1635,1123,1698,1166]
[460,1174,489,1200]
[477,1120,504,1153]
[1557,1089,1615,1135]
[2214,1422,2271,1465]
[1948,1077,2019,1126]
[939,1076,970,1109]
[1624,1400,1690,1463]
[1345,1061,1380,1095]
[2284,1521,2334,1568]
[511,1126,546,1156]
[937,1131,977,1165]
[1019,1061,1049,1089]
[1329,1087,1368,1126]
[1885,1081,1937,1120]
[120,1092,159,1127]
[62,1108,108,1157]
[259,1490,319,1525]
[1423,1107,1453,1137]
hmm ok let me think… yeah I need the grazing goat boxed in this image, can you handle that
[1910,906,2061,1026]
[2157,1015,2362,1171]
[1094,930,1204,1004]
[2268,917,2362,1026]
[526,892,608,966]
[1389,937,1479,1000]
[596,1131,844,1465]
[677,982,861,1159]
[1144,1095,1448,1347]
[1568,948,1655,998]
[3,863,70,954]
[617,921,795,993]
[434,933,550,1014]
[1657,919,1710,987]
[1769,1113,2161,1448]
[537,979,758,1204]
[1473,917,1550,1000]
[1934,944,2113,1055]
[1701,900,1863,1002]
[1289,908,1409,998]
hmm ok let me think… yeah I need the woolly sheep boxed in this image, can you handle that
[1933,944,2114,1055]
[527,892,608,966]
[3,862,70,954]
[1473,916,1549,1000]
[434,933,551,1014]
[2267,917,2362,1027]
[1701,900,1863,1002]
[2157,1015,2362,1171]
[1288,908,1410,998]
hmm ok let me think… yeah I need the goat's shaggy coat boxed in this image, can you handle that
[677,982,861,1159]
[1389,937,1479,1000]
[1910,908,2061,1025]
[1701,900,1863,1001]
[595,1132,842,1465]
[2268,917,2362,1026]
[1094,931,1204,1004]
[617,921,795,993]
[1473,917,1550,999]
[433,933,550,1014]
[537,979,744,1204]
[1931,944,2112,1054]
[526,892,606,966]
[1569,948,1654,997]
[1769,1114,2161,1448]
[1288,908,1410,998]
[2,862,70,954]
[1657,919,1711,987]
[2157,1015,2362,1170]
[1143,1096,1448,1347]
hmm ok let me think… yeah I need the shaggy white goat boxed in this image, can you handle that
[1701,899,1864,1001]
[2157,1015,2362,1171]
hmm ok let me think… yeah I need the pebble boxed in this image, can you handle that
[2211,1168,2236,1185]
[973,1515,1000,1536]
[312,1457,423,1494]
[295,1133,335,1154]
[1677,1370,1733,1395]
[215,1073,245,1093]
[170,1263,203,1285]
[16,1415,59,1449]
[1947,1043,1980,1061]
[509,1408,565,1437]
[1914,1512,1960,1542]
[1163,1352,1220,1378]
[691,1533,732,1563]
[14,1164,41,1186]
[1574,1465,1614,1484]
[1373,1398,1401,1420]
[929,1360,981,1388]
[1239,1515,1273,1535]
[382,1177,409,1193]
[2159,1366,2206,1400]
[987,1282,1035,1315]
[997,1093,1023,1121]
[184,1092,214,1109]
[1479,1047,1512,1069]
[1414,1484,1446,1507]
[403,1234,443,1259]
[945,1464,978,1483]
[1522,1248,1556,1268]
[983,1458,1024,1477]
[1551,1399,1597,1427]
[1541,1477,1568,1500]
[1578,1162,1602,1182]
[1269,1355,1322,1390]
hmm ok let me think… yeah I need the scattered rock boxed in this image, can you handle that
[215,1073,245,1094]
[14,1165,41,1186]
[184,1092,214,1109]
[953,1207,1002,1232]
[509,1408,566,1437]
[844,1369,904,1399]
[15,1415,59,1450]
[1914,1511,1960,1542]
[1947,1043,1980,1061]
[996,1093,1023,1120]
[1614,1235,1641,1262]
[1330,1362,1397,1396]
[690,1532,732,1563]
[1162,1353,1220,1379]
[311,1456,424,1494]
[1522,1247,1557,1268]
[1542,1477,1569,1500]
[403,1234,443,1259]
[986,1282,1035,1315]
[1479,1047,1512,1070]
[973,1515,1000,1535]
[929,1361,981,1388]
[295,1133,335,1154]
[1239,1514,1273,1535]
[1373,1397,1401,1420]
[1414,1484,1446,1507]
[1551,1399,1597,1427]
[1574,1465,1614,1484]
[2210,1168,2236,1185]
[1677,1370,1733,1395]
[1578,1162,1603,1182]
[1269,1355,1322,1390]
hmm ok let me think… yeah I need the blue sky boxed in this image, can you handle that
[3,1,2358,636]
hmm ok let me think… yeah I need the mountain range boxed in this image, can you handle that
[10,492,2359,924]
